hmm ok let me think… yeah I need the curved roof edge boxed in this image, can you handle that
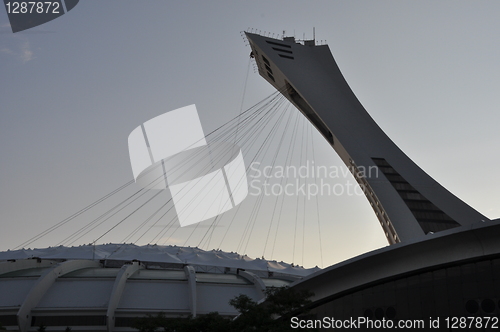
[291,219,500,303]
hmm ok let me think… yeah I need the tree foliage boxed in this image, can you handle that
[133,286,316,332]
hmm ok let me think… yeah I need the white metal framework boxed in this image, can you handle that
[0,244,315,331]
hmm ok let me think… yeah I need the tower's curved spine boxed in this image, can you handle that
[245,32,488,244]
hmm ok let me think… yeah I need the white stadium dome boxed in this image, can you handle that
[0,244,319,331]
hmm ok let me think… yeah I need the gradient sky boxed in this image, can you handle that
[1,1,499,268]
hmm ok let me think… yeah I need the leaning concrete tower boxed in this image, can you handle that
[245,32,488,244]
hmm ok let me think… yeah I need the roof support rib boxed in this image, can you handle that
[239,270,266,298]
[106,261,141,331]
[184,265,197,317]
[16,259,100,332]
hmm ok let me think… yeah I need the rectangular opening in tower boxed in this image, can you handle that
[372,158,460,234]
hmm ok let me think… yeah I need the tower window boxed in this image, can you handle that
[266,40,292,48]
[272,47,293,54]
[261,55,270,66]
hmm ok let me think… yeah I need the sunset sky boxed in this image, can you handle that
[1,1,499,268]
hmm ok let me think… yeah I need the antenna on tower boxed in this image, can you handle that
[313,27,316,41]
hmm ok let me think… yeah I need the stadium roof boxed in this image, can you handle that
[0,244,319,277]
